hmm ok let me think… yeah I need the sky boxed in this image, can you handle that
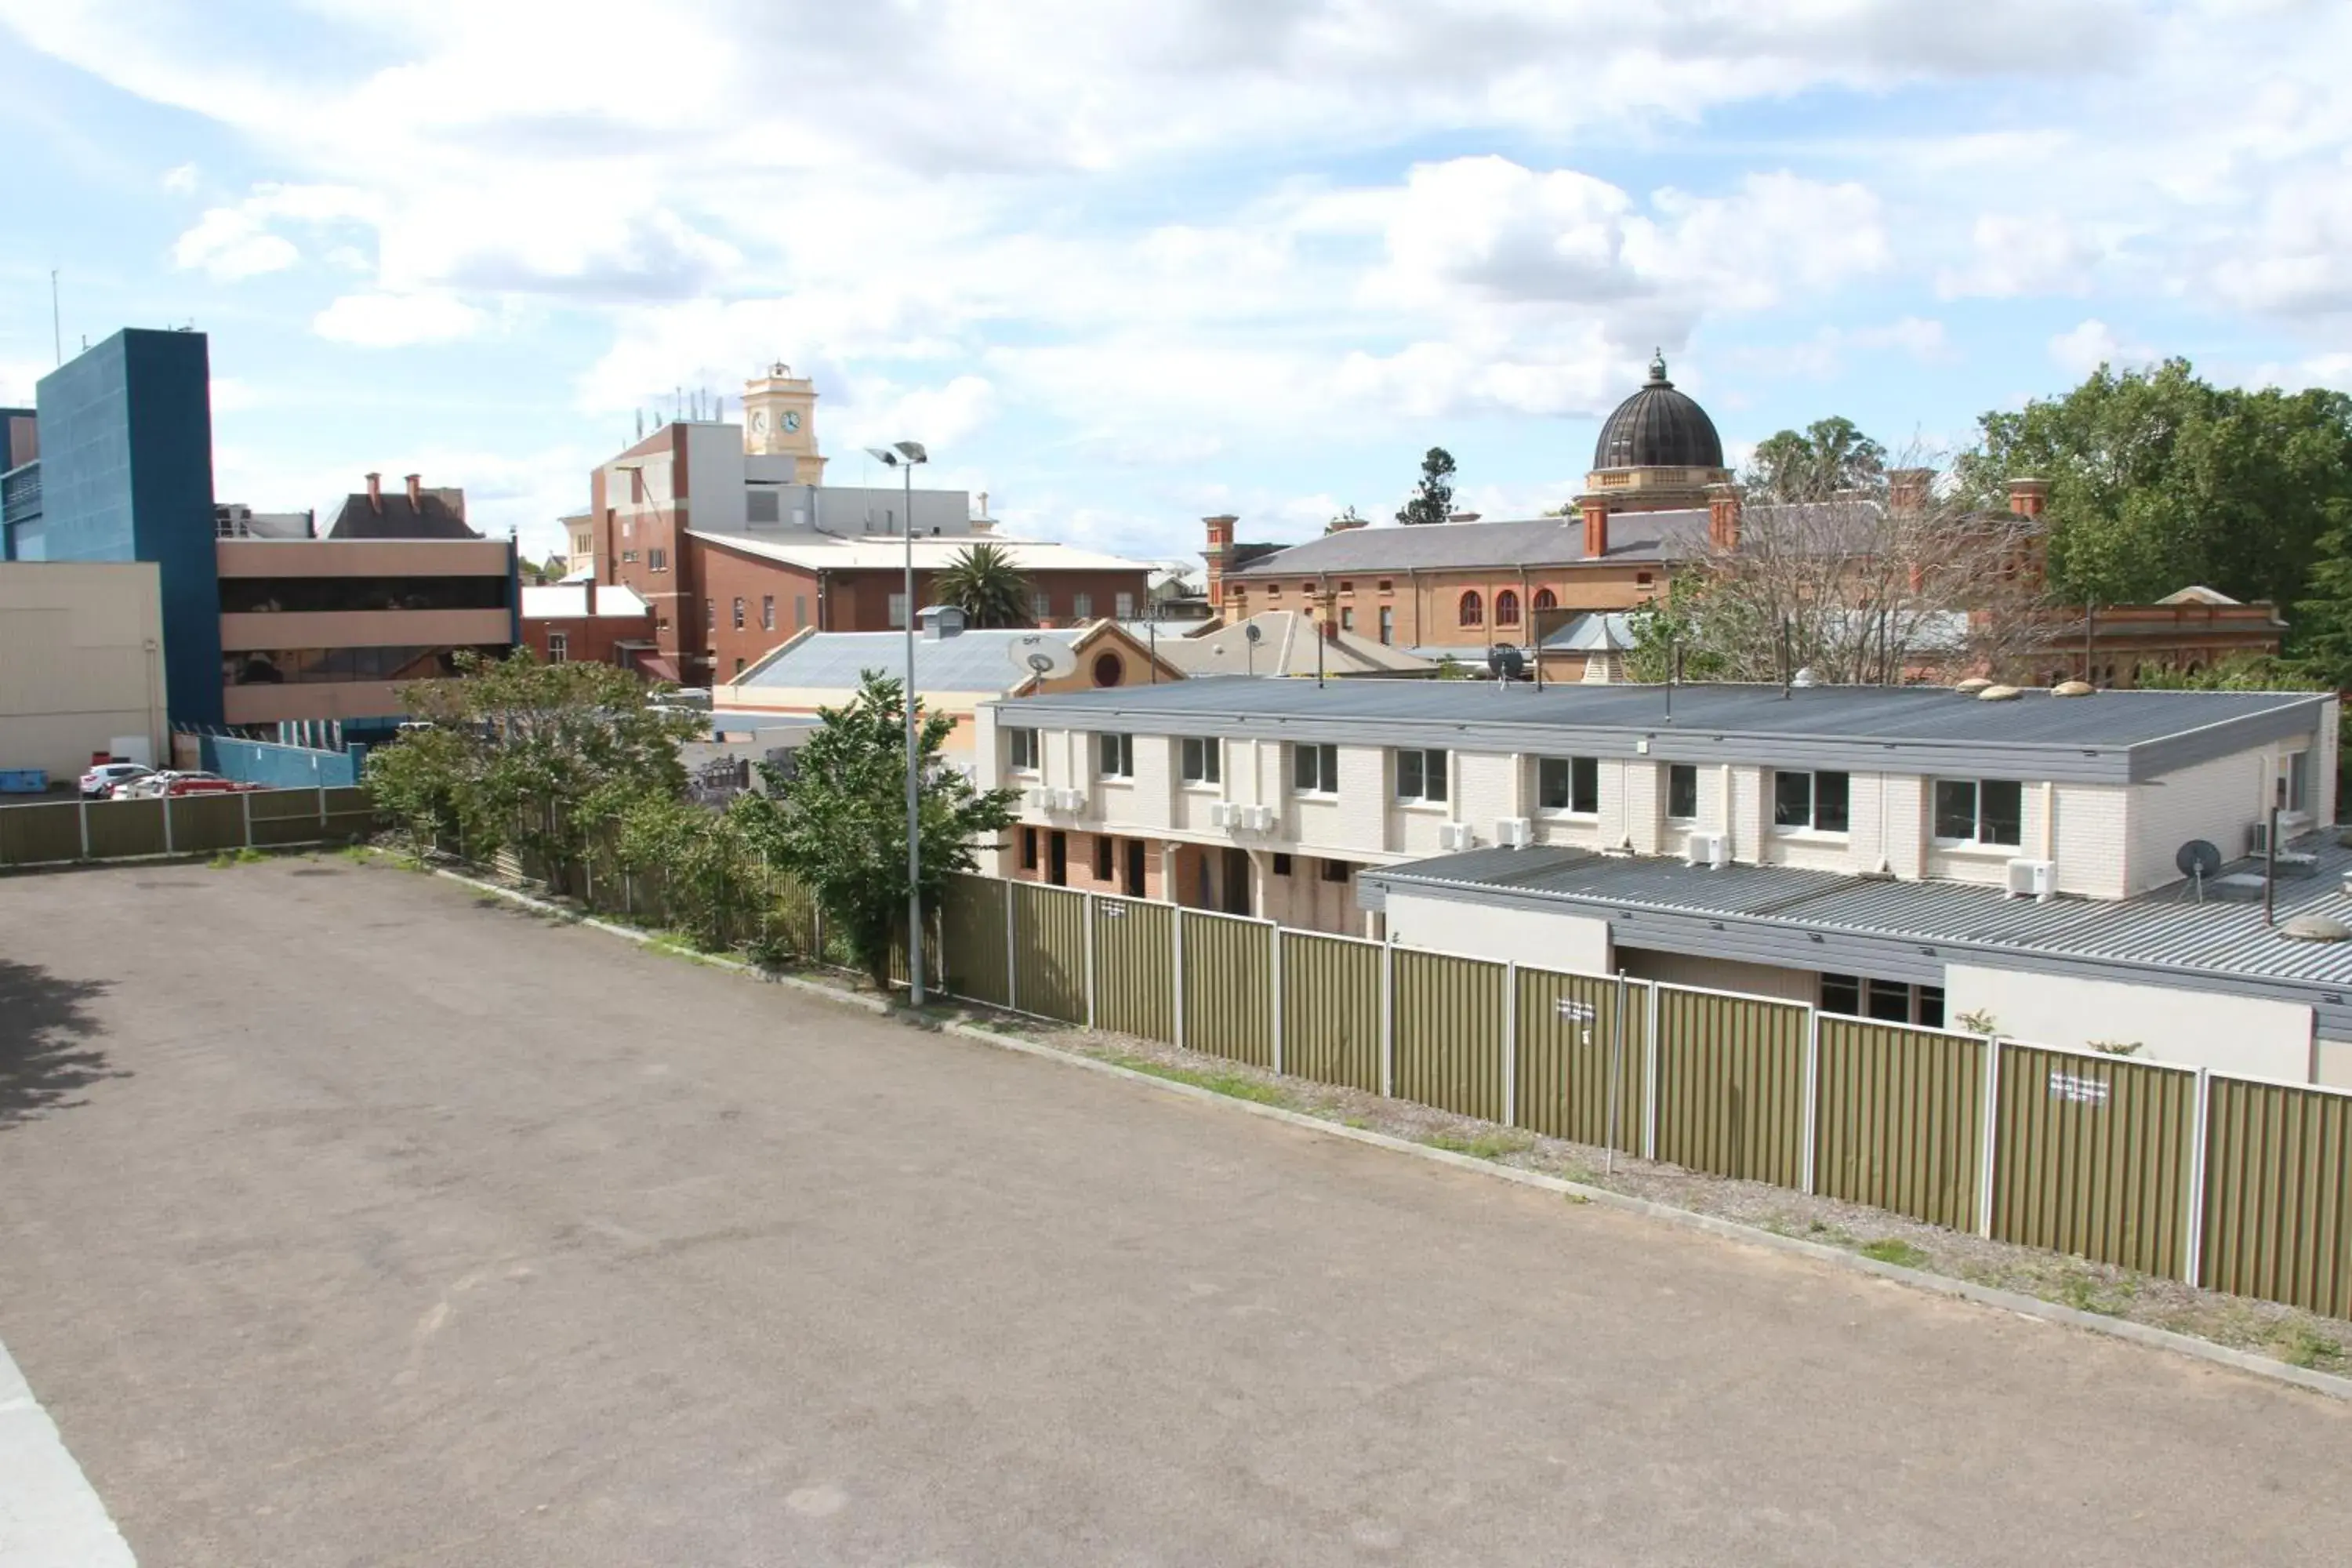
[2,0,2349,566]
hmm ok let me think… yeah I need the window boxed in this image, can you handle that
[1396,748,1449,804]
[1494,589,1520,626]
[1294,742,1339,794]
[734,657,746,675]
[1667,763,1699,821]
[1268,584,1281,601]
[1820,973,1860,1016]
[1092,652,1123,688]
[732,597,746,630]
[1538,756,1599,815]
[1094,836,1113,880]
[1272,852,1294,877]
[1116,592,1135,619]
[705,598,716,630]
[1933,779,2024,846]
[220,576,510,613]
[1181,737,1221,785]
[1007,727,1040,771]
[546,630,569,663]
[1320,858,1350,884]
[1378,606,1394,645]
[1073,592,1094,619]
[1021,826,1039,870]
[1377,579,1393,593]
[1339,581,1354,593]
[1031,589,1052,621]
[762,595,775,631]
[621,550,639,564]
[1773,770,1849,833]
[1459,590,1483,626]
[1098,732,1134,779]
[1533,587,1557,612]
[887,592,909,629]
[647,547,667,572]
[794,595,808,629]
[1340,607,1355,631]
[2289,750,2314,814]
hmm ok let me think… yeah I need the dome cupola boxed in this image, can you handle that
[1592,350,1725,472]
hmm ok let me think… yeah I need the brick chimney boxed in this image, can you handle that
[583,579,597,615]
[1203,514,1238,610]
[405,473,423,507]
[1888,466,1932,512]
[1706,483,1742,551]
[2007,477,2049,519]
[365,472,383,514]
[1581,499,1610,559]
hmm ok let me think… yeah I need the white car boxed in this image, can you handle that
[80,762,152,800]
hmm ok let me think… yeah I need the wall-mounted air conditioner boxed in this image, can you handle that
[1685,831,1730,869]
[1207,802,1232,829]
[1495,817,1533,848]
[2005,858,2055,898]
[1022,786,1051,811]
[1053,788,1087,814]
[1437,822,1476,852]
[1243,804,1277,833]
[2248,821,2274,856]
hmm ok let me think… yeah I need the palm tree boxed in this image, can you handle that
[933,543,1033,627]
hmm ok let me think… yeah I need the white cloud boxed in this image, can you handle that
[161,162,198,194]
[311,292,486,347]
[2048,318,2156,376]
[2212,167,2352,318]
[1936,214,2100,299]
[172,209,301,280]
[209,376,262,414]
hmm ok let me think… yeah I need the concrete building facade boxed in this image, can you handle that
[0,561,167,778]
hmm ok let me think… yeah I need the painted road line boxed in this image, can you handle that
[0,1338,136,1567]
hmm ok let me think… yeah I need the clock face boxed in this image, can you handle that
[750,410,768,433]
[782,409,802,433]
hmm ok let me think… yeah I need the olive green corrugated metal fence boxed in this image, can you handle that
[0,800,82,865]
[1813,1018,1987,1231]
[0,786,379,868]
[82,798,167,859]
[1009,881,1088,1024]
[1179,909,1274,1067]
[1279,931,1382,1092]
[1513,968,1646,1152]
[1091,895,1176,1044]
[1392,949,1506,1122]
[2199,1076,2352,1316]
[1991,1044,2196,1279]
[1653,985,1809,1187]
[938,873,1011,1007]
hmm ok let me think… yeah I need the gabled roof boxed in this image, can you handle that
[1145,611,1436,678]
[325,490,477,540]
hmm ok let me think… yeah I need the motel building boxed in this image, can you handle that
[971,677,2352,1085]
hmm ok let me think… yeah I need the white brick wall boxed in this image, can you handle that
[1457,752,1518,846]
[2126,749,2270,895]
[2052,782,2127,898]
[1623,760,1662,855]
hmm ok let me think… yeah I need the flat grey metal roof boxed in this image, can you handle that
[1365,837,2352,1031]
[738,629,1084,694]
[996,680,2331,785]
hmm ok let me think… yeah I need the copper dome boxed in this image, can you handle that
[1592,351,1725,471]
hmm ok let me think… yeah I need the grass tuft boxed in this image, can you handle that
[1108,1054,1290,1105]
[1859,1238,1931,1269]
[2273,1324,2347,1370]
[1423,1129,1536,1162]
[207,847,268,869]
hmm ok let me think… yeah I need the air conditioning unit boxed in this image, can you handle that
[1243,804,1277,833]
[1495,816,1534,848]
[1207,801,1233,829]
[1054,788,1088,814]
[1022,786,1052,811]
[1437,822,1476,852]
[2005,858,2055,898]
[2248,820,2274,856]
[1685,831,1730,869]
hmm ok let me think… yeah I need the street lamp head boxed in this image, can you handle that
[863,446,901,467]
[893,440,928,464]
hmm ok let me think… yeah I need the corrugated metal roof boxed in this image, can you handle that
[1225,514,1699,577]
[732,628,1089,693]
[1372,837,2352,993]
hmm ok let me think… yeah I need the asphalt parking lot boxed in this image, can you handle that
[2,856,2347,1566]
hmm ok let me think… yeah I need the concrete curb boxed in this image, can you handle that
[429,862,2352,1404]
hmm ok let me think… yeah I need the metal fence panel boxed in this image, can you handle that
[1991,1044,2194,1279]
[169,794,249,855]
[1010,881,1088,1024]
[1514,968,1647,1151]
[1092,896,1176,1044]
[247,788,326,847]
[938,874,1011,1006]
[1814,1018,1986,1231]
[1392,949,1505,1121]
[322,785,375,840]
[82,798,166,860]
[1278,932,1382,1092]
[1653,987,1809,1186]
[2201,1076,2352,1317]
[1181,910,1273,1067]
[0,801,84,866]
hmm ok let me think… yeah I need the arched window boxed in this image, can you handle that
[1494,590,1520,626]
[1532,587,1557,612]
[1459,590,1484,626]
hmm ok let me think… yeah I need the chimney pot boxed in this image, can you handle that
[405,473,422,506]
[365,472,382,514]
[2007,476,2049,520]
[1887,466,1932,512]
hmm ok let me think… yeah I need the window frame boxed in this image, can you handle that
[761,594,775,631]
[1180,735,1221,786]
[732,597,746,630]
[546,630,568,664]
[1772,769,1850,835]
[1931,777,2024,848]
[1098,731,1135,779]
[1536,755,1600,816]
[1006,726,1040,773]
[1458,590,1483,627]
[1494,588,1520,626]
[1396,747,1450,805]
[1293,742,1339,795]
[1666,762,1699,822]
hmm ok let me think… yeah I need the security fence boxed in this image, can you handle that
[0,786,376,867]
[920,872,2352,1320]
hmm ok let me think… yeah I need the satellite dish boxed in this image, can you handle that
[2176,839,2223,903]
[1007,633,1078,682]
[1486,643,1525,682]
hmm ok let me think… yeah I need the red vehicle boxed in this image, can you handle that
[133,771,264,798]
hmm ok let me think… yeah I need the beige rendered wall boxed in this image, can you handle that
[216,538,512,577]
[1944,961,2312,1080]
[0,562,167,778]
[1615,946,1820,1004]
[1383,891,1611,974]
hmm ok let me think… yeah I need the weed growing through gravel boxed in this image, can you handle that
[207,847,268,869]
[1106,1054,1292,1105]
[1423,1130,1536,1161]
[2273,1325,2347,1370]
[1860,1239,1931,1269]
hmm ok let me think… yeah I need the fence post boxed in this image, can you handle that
[2185,1065,2211,1288]
[1799,1006,1821,1196]
[318,783,328,829]
[1379,940,1396,1099]
[1270,927,1285,1076]
[1172,909,1187,1052]
[163,795,175,856]
[241,788,253,850]
[1976,1036,2003,1239]
[1083,893,1098,1030]
[1004,879,1019,1014]
[1501,960,1518,1128]
[78,798,90,860]
[1642,983,1661,1160]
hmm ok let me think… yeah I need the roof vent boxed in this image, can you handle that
[1954,677,1991,694]
[2281,914,2352,944]
[1976,684,2023,702]
[2051,680,2095,698]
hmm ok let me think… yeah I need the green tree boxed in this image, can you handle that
[736,670,1018,992]
[1747,417,1887,502]
[1955,359,2352,613]
[931,542,1034,627]
[1396,447,1457,527]
[368,650,705,891]
[611,793,769,953]
[2292,506,2352,689]
[1622,578,1734,684]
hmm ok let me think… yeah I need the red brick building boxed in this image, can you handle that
[518,581,658,670]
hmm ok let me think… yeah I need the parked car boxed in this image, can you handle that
[110,771,258,800]
[80,762,152,800]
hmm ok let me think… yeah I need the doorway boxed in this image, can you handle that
[1048,831,1068,887]
[1220,846,1253,916]
[1123,838,1146,898]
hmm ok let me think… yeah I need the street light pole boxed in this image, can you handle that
[868,441,930,1006]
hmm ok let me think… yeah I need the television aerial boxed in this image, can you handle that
[1486,643,1526,683]
[2176,838,2223,903]
[1007,633,1078,684]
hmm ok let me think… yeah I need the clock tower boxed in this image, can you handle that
[741,361,826,484]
